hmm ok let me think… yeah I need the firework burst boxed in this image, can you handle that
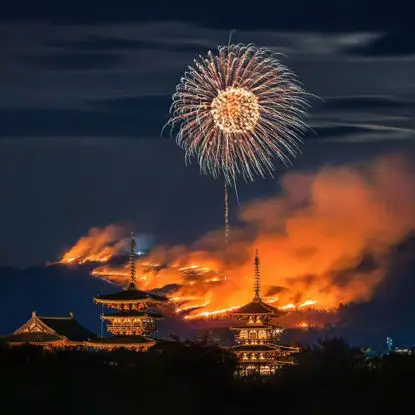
[168,43,310,183]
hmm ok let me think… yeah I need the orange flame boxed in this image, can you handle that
[59,155,415,321]
[60,224,126,264]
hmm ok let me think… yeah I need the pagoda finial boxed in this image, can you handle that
[128,232,136,289]
[253,249,261,301]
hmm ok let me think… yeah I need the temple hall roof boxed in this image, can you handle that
[38,316,96,341]
[0,311,96,345]
[94,284,168,304]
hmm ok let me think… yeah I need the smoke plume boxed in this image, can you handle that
[60,224,126,264]
[64,154,415,315]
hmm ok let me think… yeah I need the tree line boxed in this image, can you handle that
[1,337,414,414]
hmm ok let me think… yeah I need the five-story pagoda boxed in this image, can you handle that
[228,250,299,376]
[90,232,168,351]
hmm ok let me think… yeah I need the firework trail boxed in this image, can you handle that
[224,182,230,246]
[168,43,310,184]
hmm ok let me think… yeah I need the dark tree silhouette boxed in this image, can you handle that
[1,337,415,414]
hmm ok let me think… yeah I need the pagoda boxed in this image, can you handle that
[89,232,168,351]
[227,250,299,376]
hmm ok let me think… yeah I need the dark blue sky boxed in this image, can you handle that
[0,0,414,266]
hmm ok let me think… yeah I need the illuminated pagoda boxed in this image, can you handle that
[0,311,96,350]
[89,232,168,351]
[227,250,299,376]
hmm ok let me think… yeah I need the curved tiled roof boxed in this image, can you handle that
[230,324,276,329]
[102,310,164,319]
[229,344,279,352]
[94,285,168,304]
[38,317,96,341]
[230,300,279,315]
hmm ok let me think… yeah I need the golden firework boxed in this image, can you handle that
[168,43,310,183]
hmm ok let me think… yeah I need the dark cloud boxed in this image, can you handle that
[27,51,124,71]
[324,96,415,111]
[0,105,413,144]
[0,1,414,273]
[1,1,412,33]
[48,35,205,54]
[0,107,169,138]
[312,126,370,140]
[88,95,170,112]
[346,31,415,57]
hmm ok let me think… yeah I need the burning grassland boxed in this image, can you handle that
[57,154,415,325]
[60,224,127,264]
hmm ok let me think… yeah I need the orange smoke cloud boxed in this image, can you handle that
[60,224,126,264]
[63,154,415,318]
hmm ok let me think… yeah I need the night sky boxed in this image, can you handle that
[1,1,415,348]
[1,1,414,266]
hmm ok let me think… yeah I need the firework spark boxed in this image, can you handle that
[168,43,310,183]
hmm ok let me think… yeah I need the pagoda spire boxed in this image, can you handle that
[128,232,136,289]
[253,249,261,301]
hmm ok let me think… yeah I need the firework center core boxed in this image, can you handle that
[211,87,260,134]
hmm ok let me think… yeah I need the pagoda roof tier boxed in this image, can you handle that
[86,335,155,349]
[101,310,164,320]
[230,324,277,330]
[94,284,168,304]
[229,344,280,352]
[230,299,280,316]
[229,343,299,353]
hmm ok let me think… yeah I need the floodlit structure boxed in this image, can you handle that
[1,233,168,352]
[0,311,95,349]
[227,250,299,376]
[89,232,168,351]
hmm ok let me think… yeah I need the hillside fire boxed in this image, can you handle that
[56,156,415,329]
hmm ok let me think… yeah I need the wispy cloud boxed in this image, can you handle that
[1,22,414,146]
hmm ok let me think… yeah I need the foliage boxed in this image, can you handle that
[1,337,415,414]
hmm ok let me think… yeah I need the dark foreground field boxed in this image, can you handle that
[1,338,414,414]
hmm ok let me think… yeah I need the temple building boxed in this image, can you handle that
[0,311,96,349]
[88,232,168,351]
[1,233,169,352]
[227,250,299,376]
